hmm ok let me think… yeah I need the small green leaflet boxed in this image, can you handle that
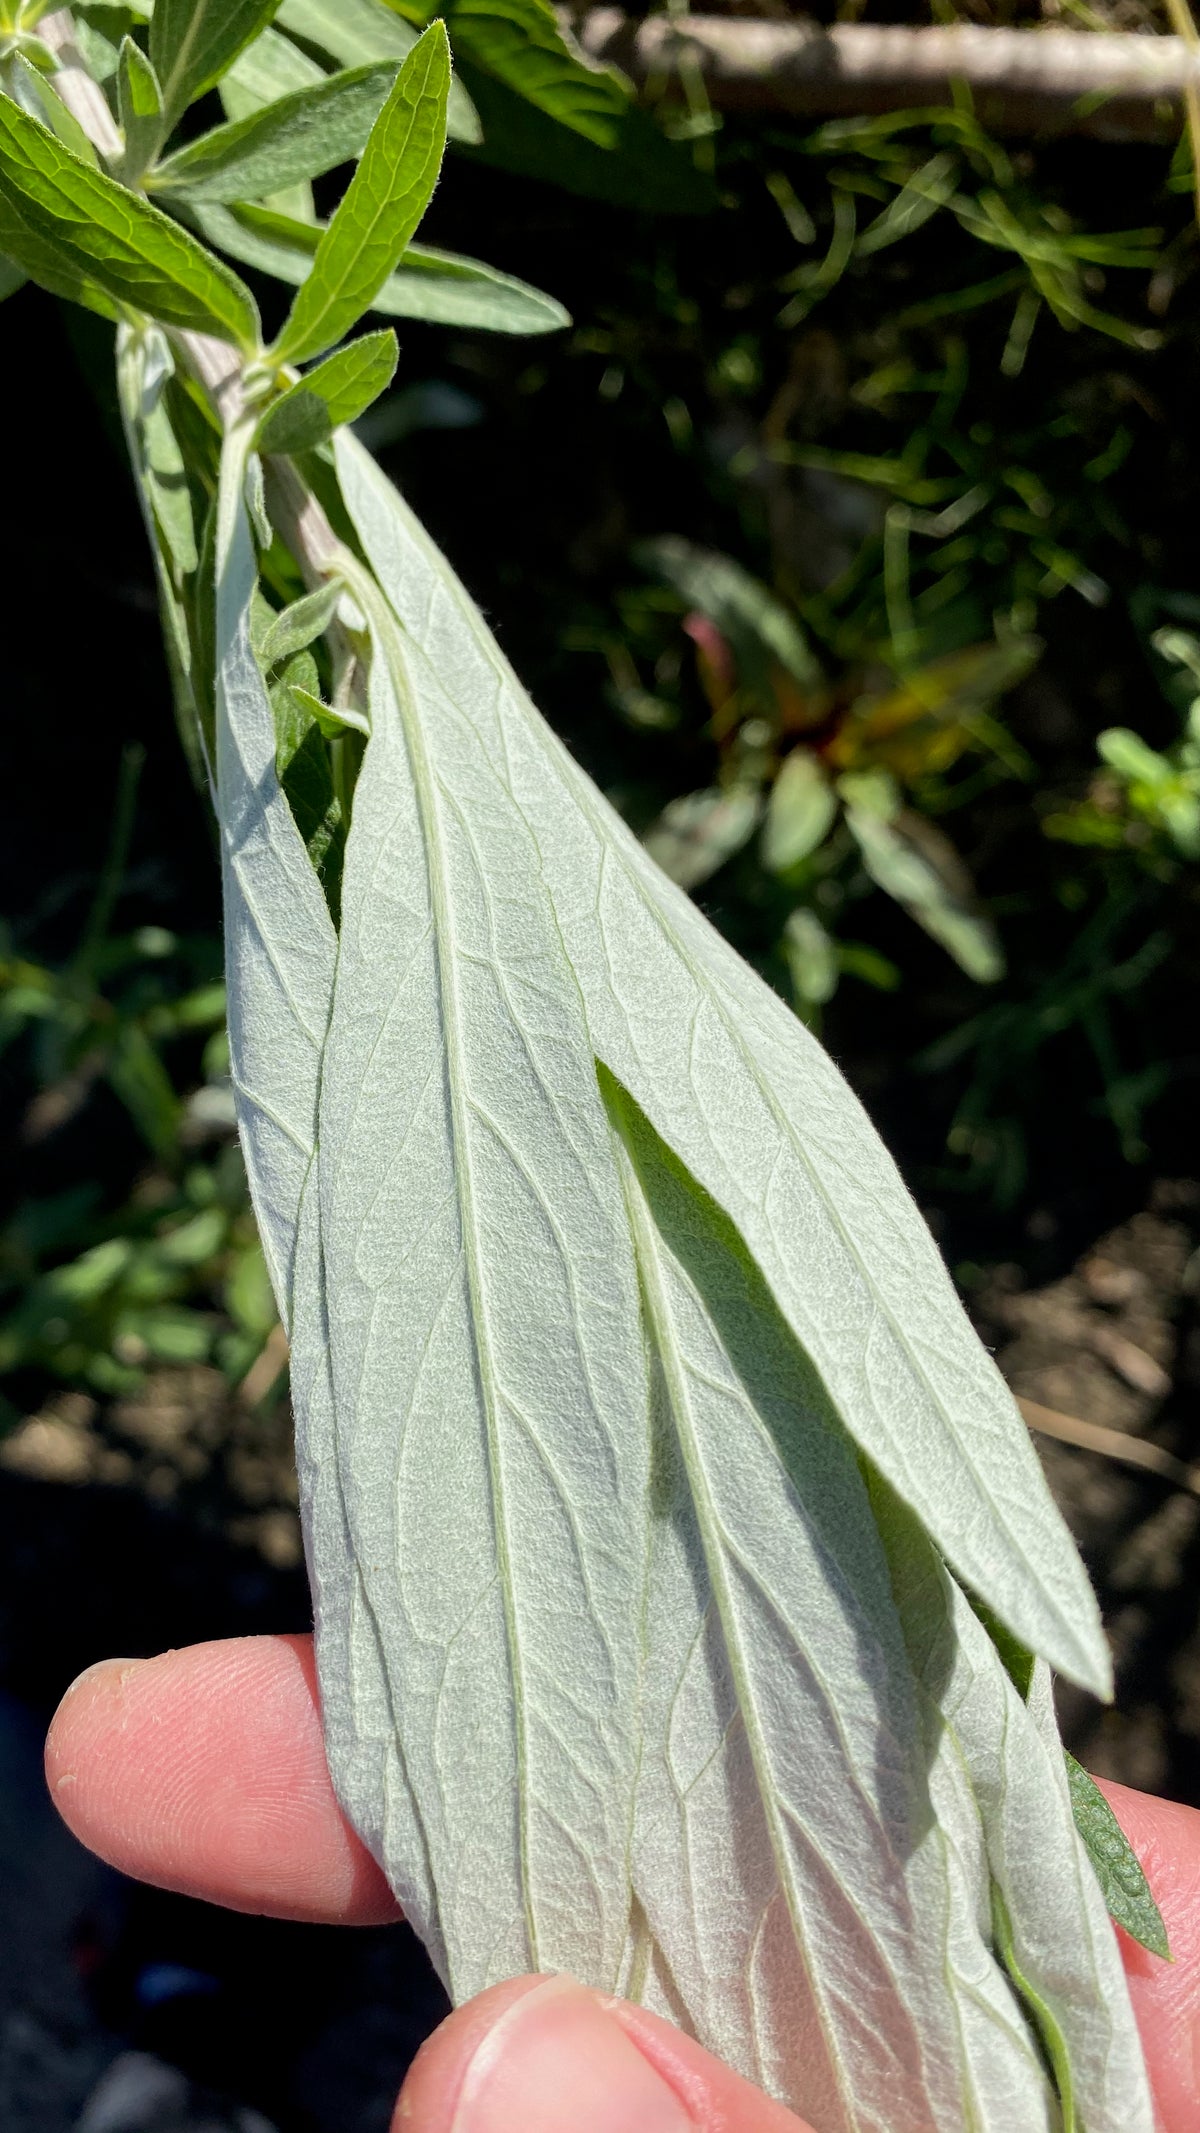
[0,93,259,346]
[1065,1755,1171,1960]
[839,770,1005,983]
[153,63,399,204]
[183,197,568,334]
[260,579,344,666]
[268,21,448,367]
[255,330,398,455]
[115,35,164,182]
[275,0,481,143]
[150,0,284,131]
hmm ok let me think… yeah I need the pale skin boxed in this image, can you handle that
[44,1635,1200,2133]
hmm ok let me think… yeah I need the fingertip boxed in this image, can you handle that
[44,1636,401,1927]
[393,1975,812,2132]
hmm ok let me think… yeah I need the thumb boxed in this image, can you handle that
[393,1973,811,2132]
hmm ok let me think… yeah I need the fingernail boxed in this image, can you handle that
[451,1977,695,2133]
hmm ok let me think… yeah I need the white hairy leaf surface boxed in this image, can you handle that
[311,587,650,1997]
[213,424,337,1318]
[875,1484,1154,2133]
[606,1078,1035,2133]
[331,430,1110,1699]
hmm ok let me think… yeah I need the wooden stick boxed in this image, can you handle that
[1018,1395,1200,1493]
[569,10,1200,141]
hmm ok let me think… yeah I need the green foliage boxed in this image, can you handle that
[1065,1755,1171,1961]
[0,91,260,343]
[267,20,449,364]
[150,0,283,131]
[153,60,400,203]
[253,327,398,452]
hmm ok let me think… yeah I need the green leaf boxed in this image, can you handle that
[220,19,324,109]
[268,20,448,366]
[115,33,164,181]
[275,0,480,142]
[0,94,260,345]
[0,252,27,300]
[153,62,399,203]
[840,774,1005,984]
[762,750,837,874]
[602,1073,982,2126]
[1065,1754,1171,1960]
[642,785,760,891]
[288,680,370,738]
[333,428,1111,1698]
[150,0,285,131]
[256,330,399,452]
[184,198,568,333]
[455,60,716,215]
[260,577,344,665]
[0,183,119,318]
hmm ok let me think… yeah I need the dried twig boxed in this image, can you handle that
[1018,1395,1200,1493]
[569,9,1200,141]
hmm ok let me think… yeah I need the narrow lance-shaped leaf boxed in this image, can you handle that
[184,197,569,334]
[306,560,651,1998]
[1064,1755,1171,1961]
[254,329,398,454]
[268,21,449,367]
[152,63,400,204]
[332,427,1111,1697]
[603,1072,1023,2130]
[260,578,345,667]
[115,34,164,182]
[0,92,260,346]
[150,0,284,131]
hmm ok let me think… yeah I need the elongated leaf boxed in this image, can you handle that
[840,772,1005,983]
[269,22,448,366]
[307,562,650,1998]
[605,1075,1022,2130]
[5,48,99,164]
[332,429,1111,1697]
[0,184,118,317]
[150,0,284,130]
[874,1480,1154,2132]
[0,253,27,300]
[276,0,480,142]
[185,198,568,333]
[1064,1755,1171,1959]
[0,95,259,346]
[154,63,398,203]
[254,329,397,454]
[213,422,338,1308]
[270,656,346,911]
[116,34,164,181]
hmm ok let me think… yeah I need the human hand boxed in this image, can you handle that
[45,1635,1200,2133]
